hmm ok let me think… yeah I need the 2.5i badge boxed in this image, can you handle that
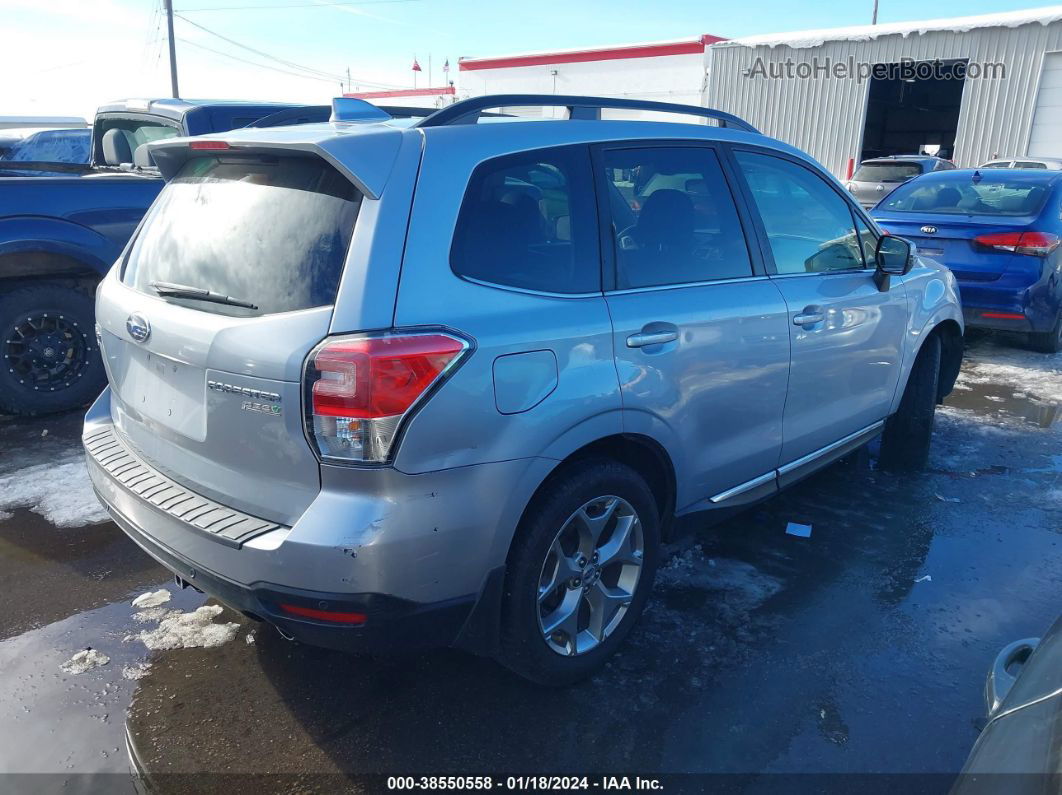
[241,400,282,416]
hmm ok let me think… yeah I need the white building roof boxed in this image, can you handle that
[715,5,1062,49]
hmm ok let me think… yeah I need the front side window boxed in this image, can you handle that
[736,151,864,274]
[123,155,360,316]
[450,146,598,294]
[602,146,752,289]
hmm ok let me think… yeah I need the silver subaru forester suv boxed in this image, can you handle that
[84,95,963,685]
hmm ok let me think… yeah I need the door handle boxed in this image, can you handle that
[793,310,825,326]
[627,330,678,348]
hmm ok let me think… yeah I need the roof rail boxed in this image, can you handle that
[415,94,758,133]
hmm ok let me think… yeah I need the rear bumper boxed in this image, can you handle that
[957,277,1060,333]
[101,492,481,653]
[83,388,548,653]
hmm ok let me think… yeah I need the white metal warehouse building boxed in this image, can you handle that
[456,7,1062,177]
[706,7,1062,176]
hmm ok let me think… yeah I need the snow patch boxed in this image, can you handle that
[658,546,782,610]
[132,605,239,651]
[956,361,1062,404]
[60,648,110,674]
[131,589,171,609]
[133,607,177,623]
[0,456,109,527]
[121,662,151,681]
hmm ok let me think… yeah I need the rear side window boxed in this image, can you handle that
[736,151,864,274]
[450,146,599,294]
[602,146,752,289]
[123,155,360,316]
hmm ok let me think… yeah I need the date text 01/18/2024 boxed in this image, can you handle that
[386,777,664,791]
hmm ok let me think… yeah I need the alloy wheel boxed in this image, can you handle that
[536,495,644,657]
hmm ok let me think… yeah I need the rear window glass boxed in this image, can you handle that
[852,163,921,182]
[123,155,360,316]
[450,145,599,293]
[0,130,90,164]
[879,176,1051,216]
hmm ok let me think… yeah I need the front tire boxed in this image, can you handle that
[880,333,941,471]
[1028,312,1062,354]
[498,459,660,686]
[0,284,105,416]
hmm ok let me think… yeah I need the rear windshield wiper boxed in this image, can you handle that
[149,280,258,310]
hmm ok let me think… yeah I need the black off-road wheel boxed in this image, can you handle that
[879,333,941,472]
[498,458,660,686]
[0,284,105,416]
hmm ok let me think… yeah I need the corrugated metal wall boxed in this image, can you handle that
[706,22,1062,176]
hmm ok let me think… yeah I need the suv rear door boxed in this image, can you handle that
[731,148,906,474]
[95,150,366,525]
[594,142,790,510]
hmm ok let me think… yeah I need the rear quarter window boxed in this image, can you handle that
[122,154,360,316]
[449,145,600,294]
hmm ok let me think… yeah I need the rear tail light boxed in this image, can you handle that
[278,603,367,624]
[973,231,1060,257]
[304,331,469,464]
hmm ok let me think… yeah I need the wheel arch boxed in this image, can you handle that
[514,433,677,553]
[933,318,963,402]
[0,248,105,295]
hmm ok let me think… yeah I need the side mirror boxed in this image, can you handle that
[874,234,913,290]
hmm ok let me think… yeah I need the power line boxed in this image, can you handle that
[174,12,404,88]
[177,36,344,84]
[176,0,417,11]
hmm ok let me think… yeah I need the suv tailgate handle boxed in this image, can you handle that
[627,330,678,348]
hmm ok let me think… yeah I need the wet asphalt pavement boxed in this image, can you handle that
[0,331,1059,793]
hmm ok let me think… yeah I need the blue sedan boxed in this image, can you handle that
[872,169,1062,352]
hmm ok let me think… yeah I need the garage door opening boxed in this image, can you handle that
[860,59,967,161]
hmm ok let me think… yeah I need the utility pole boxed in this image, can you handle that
[164,0,180,98]
[871,0,879,24]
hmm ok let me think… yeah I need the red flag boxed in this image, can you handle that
[411,58,422,72]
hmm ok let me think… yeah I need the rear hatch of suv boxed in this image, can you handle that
[95,143,377,525]
[848,160,923,207]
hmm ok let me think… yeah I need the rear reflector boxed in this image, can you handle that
[189,140,230,151]
[278,603,367,624]
[981,311,1026,320]
[305,331,469,463]
[973,231,1060,257]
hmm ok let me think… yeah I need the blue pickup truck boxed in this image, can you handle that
[0,98,328,415]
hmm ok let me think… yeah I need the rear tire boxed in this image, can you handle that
[1028,312,1062,354]
[498,458,660,686]
[0,284,105,416]
[880,334,941,472]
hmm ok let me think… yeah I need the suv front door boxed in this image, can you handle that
[595,143,790,511]
[732,149,906,476]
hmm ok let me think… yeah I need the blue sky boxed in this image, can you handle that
[3,0,1056,118]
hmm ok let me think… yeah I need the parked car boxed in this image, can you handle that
[846,155,955,209]
[951,616,1062,793]
[980,156,1062,170]
[0,128,92,176]
[873,169,1062,352]
[0,98,331,416]
[84,95,963,686]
